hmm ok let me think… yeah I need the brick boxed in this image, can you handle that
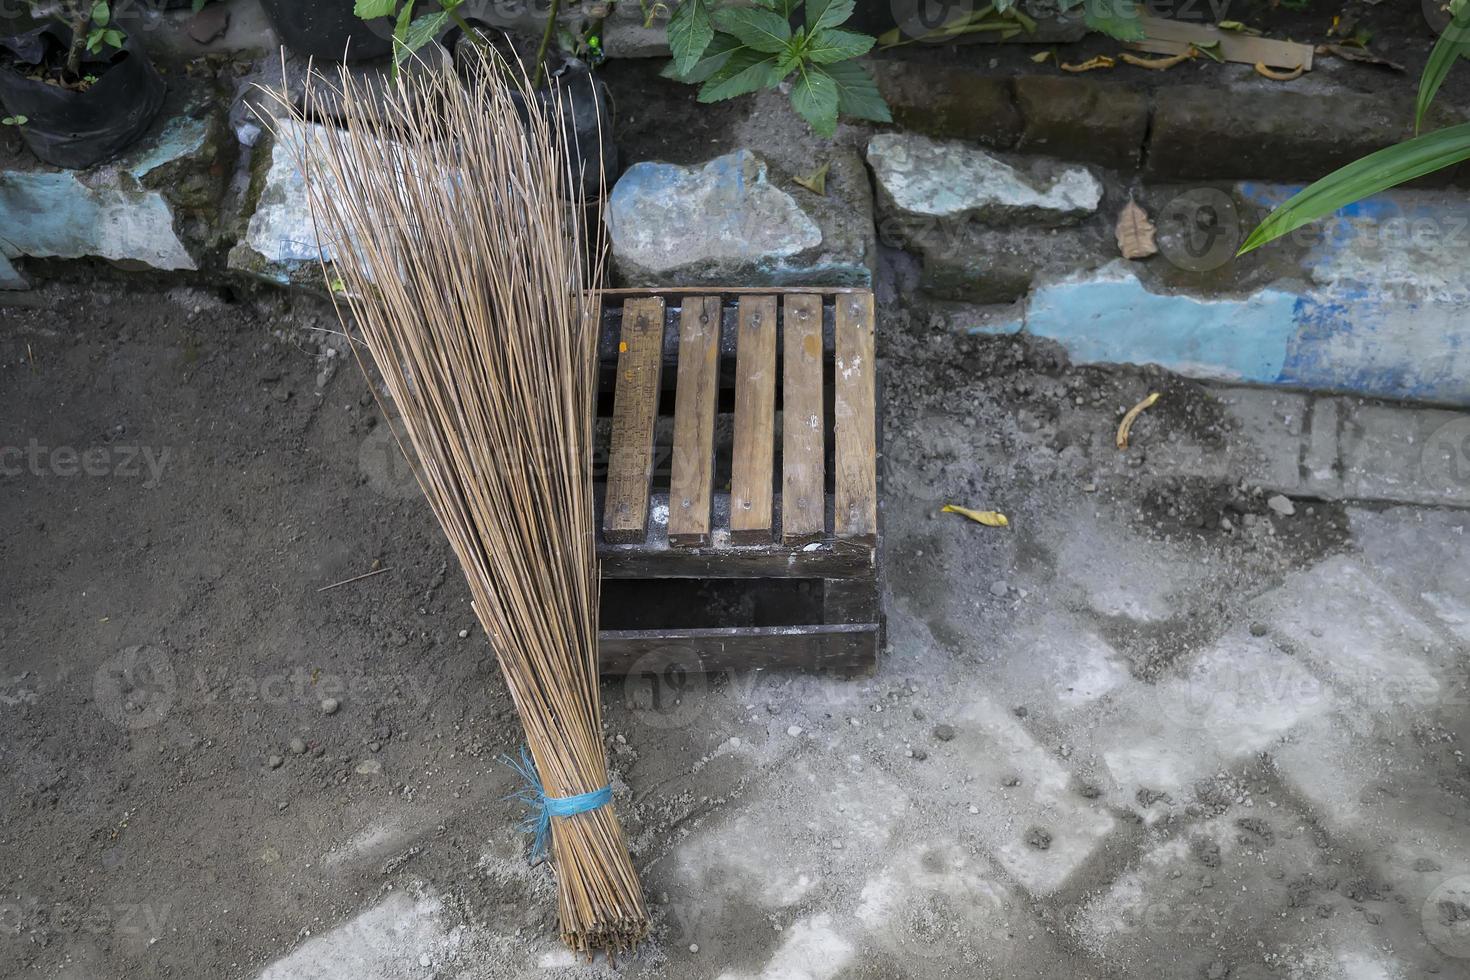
[1095,630,1333,816]
[871,61,1020,149]
[1148,87,1463,184]
[1339,402,1470,508]
[1348,507,1470,643]
[952,698,1116,897]
[1301,396,1343,497]
[915,225,1110,305]
[1253,556,1448,713]
[1214,388,1308,493]
[1015,76,1149,171]
[1072,812,1326,975]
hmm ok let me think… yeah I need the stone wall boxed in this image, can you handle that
[3,16,1466,407]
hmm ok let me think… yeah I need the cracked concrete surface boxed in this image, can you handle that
[2,285,1468,979]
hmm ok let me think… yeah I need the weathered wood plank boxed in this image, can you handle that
[730,296,777,545]
[602,297,665,544]
[834,291,878,544]
[1129,13,1313,70]
[596,492,874,577]
[598,623,880,675]
[781,294,826,544]
[822,577,882,625]
[668,296,721,547]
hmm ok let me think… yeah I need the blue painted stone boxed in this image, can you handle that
[605,149,873,287]
[0,112,211,272]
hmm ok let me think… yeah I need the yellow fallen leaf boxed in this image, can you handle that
[794,161,829,196]
[942,504,1009,528]
[1116,392,1161,450]
[1030,50,1053,63]
[1119,51,1190,70]
[1254,61,1304,81]
[1060,55,1115,73]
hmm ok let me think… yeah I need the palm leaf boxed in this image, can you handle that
[1239,122,1470,253]
[1417,2,1470,133]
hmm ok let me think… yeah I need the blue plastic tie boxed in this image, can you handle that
[503,746,612,858]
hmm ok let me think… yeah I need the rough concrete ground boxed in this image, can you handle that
[2,281,1468,979]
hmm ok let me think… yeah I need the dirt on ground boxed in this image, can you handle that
[6,274,1446,979]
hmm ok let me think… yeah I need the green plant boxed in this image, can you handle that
[661,0,890,137]
[2,114,29,125]
[1242,0,1470,253]
[354,1,467,72]
[878,0,1145,46]
[354,0,564,86]
[26,1,125,77]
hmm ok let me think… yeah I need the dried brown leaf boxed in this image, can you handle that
[1115,199,1157,260]
[1060,55,1116,73]
[1116,392,1161,450]
[793,161,829,196]
[1254,61,1304,81]
[1120,51,1190,70]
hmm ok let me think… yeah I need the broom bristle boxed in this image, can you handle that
[260,48,648,952]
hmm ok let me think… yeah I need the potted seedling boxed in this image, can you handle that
[258,0,394,62]
[0,2,165,168]
[359,0,617,196]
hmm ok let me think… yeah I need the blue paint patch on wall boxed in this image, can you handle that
[969,266,1470,407]
[1019,273,1300,383]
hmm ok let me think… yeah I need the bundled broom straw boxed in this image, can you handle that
[259,48,649,953]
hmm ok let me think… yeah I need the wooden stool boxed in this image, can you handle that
[593,287,882,676]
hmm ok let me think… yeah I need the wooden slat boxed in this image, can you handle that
[1129,13,1313,70]
[598,623,880,675]
[730,296,777,544]
[603,297,665,544]
[781,294,825,544]
[597,492,875,578]
[834,291,877,544]
[668,296,721,547]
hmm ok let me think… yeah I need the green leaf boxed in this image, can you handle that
[806,0,855,32]
[1084,0,1144,41]
[790,66,839,137]
[805,27,874,64]
[1240,122,1470,253]
[661,31,740,82]
[393,0,416,45]
[816,60,890,122]
[698,47,782,102]
[668,0,714,75]
[103,28,124,48]
[394,10,448,68]
[2,115,28,126]
[91,1,109,28]
[355,0,398,19]
[1417,0,1470,133]
[712,6,791,53]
